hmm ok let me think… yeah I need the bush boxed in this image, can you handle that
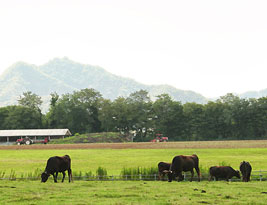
[120,167,158,180]
[0,171,5,179]
[96,167,108,180]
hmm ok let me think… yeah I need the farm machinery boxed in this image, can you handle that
[150,134,168,142]
[16,137,49,145]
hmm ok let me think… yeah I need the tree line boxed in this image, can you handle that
[0,89,267,141]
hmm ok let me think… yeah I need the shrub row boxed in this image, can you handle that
[1,164,266,181]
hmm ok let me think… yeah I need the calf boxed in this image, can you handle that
[240,161,252,182]
[158,162,171,180]
[209,166,240,181]
[41,155,73,183]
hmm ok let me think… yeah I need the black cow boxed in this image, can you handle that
[158,162,171,180]
[209,166,240,181]
[240,161,252,182]
[41,155,73,183]
[165,154,200,182]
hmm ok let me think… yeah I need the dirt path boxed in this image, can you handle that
[1,140,267,149]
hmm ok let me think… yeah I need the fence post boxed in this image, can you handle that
[154,174,157,181]
[260,170,262,181]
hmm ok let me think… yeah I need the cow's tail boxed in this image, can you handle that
[193,155,201,180]
[70,169,73,182]
[68,168,73,182]
[68,157,73,182]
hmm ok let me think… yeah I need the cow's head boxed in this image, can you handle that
[163,170,174,182]
[41,171,49,183]
[235,170,241,179]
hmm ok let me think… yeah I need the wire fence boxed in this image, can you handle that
[1,171,267,182]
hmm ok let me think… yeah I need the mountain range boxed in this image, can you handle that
[0,57,266,112]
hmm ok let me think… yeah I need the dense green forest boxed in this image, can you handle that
[0,89,267,141]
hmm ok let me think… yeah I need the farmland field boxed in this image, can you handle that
[1,141,267,175]
[1,140,267,204]
[1,180,267,204]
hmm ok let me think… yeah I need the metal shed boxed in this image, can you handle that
[0,129,72,143]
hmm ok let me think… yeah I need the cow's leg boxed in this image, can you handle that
[180,174,184,181]
[52,173,57,183]
[68,168,73,182]
[178,172,184,182]
[243,172,246,182]
[195,167,200,182]
[226,175,230,181]
[55,172,58,182]
[162,172,166,181]
[247,173,251,182]
[158,172,162,180]
[190,170,194,182]
[244,174,247,182]
[208,175,212,181]
[62,171,66,182]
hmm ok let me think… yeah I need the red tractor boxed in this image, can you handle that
[151,134,168,142]
[16,137,49,145]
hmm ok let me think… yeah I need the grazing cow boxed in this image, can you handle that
[240,161,252,182]
[165,154,200,182]
[209,166,240,181]
[158,162,171,180]
[41,155,73,183]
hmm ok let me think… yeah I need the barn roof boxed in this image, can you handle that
[0,129,72,137]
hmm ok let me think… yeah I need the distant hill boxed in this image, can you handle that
[1,58,267,112]
[239,89,267,99]
[0,57,212,111]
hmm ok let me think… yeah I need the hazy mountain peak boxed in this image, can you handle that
[1,61,33,72]
[0,58,210,111]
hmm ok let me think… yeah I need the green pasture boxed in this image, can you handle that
[0,148,267,176]
[1,180,267,204]
[1,147,267,204]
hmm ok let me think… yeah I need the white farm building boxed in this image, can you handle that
[0,129,72,143]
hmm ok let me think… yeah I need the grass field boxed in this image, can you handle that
[1,180,267,204]
[1,140,267,204]
[0,144,267,175]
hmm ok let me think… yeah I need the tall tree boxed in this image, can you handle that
[46,88,102,134]
[98,99,115,132]
[126,90,152,141]
[111,97,131,135]
[203,101,228,140]
[183,102,205,140]
[17,91,43,128]
[3,106,43,129]
[0,107,9,129]
[46,92,60,128]
[152,94,185,140]
[18,91,43,111]
[217,93,252,139]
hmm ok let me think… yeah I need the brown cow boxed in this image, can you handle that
[240,161,252,182]
[165,154,200,182]
[41,155,73,183]
[209,166,240,181]
[158,162,171,180]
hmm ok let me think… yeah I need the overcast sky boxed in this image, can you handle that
[0,0,266,98]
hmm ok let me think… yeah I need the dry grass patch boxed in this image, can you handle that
[1,140,267,150]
